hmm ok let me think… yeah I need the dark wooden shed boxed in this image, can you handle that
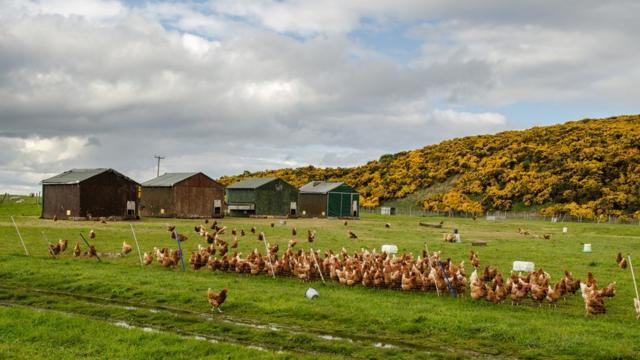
[41,168,139,220]
[226,177,298,217]
[139,172,225,218]
[298,181,359,218]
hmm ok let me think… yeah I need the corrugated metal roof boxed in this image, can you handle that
[141,172,199,187]
[226,177,277,189]
[42,168,110,184]
[299,181,345,194]
[42,168,139,185]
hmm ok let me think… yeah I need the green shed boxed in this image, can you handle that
[298,181,359,218]
[226,177,299,217]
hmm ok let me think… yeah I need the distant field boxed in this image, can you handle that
[1,201,639,358]
[0,194,41,217]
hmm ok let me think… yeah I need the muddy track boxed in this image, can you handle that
[0,302,332,358]
[0,284,503,359]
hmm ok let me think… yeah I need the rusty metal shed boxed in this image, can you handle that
[139,172,225,218]
[226,177,298,217]
[298,181,359,218]
[41,168,139,220]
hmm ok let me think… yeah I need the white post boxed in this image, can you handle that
[629,256,639,300]
[310,248,326,284]
[11,216,29,256]
[261,234,276,279]
[130,224,143,266]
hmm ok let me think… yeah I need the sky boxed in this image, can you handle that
[1,0,639,194]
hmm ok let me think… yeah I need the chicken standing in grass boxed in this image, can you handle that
[143,251,153,265]
[122,241,132,255]
[89,230,96,239]
[546,281,563,306]
[469,250,480,268]
[73,242,81,257]
[58,239,68,252]
[207,288,228,313]
[86,245,97,257]
[348,231,358,239]
[616,253,628,269]
[48,242,61,256]
[470,270,485,301]
[307,230,316,242]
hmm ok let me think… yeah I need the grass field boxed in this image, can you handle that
[1,199,639,359]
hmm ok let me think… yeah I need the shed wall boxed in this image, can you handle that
[79,171,138,218]
[298,193,327,217]
[255,179,298,216]
[173,174,225,218]
[42,184,80,219]
[139,187,174,217]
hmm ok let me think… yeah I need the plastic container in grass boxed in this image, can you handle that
[513,261,535,272]
[583,243,592,252]
[381,245,398,254]
[305,288,319,299]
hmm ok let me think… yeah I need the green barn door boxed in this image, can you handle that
[328,193,340,217]
[340,193,351,217]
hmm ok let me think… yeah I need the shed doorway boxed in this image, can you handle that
[126,201,136,217]
[352,199,358,217]
[213,199,222,216]
[290,201,297,216]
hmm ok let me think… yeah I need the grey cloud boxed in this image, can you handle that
[1,1,638,193]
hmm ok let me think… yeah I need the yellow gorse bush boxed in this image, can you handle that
[219,116,640,217]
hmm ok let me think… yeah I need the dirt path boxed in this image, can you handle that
[0,284,503,359]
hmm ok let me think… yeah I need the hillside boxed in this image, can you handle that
[219,115,640,219]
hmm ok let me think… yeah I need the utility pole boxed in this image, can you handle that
[153,155,165,177]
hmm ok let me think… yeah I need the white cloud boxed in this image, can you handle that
[431,109,506,126]
[0,1,638,193]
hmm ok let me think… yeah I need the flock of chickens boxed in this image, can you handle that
[131,221,622,315]
[44,220,629,316]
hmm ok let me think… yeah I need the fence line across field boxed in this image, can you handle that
[361,207,640,225]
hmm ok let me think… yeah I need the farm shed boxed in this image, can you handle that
[226,177,298,217]
[41,168,139,220]
[298,181,359,218]
[139,172,225,218]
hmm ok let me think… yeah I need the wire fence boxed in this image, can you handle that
[360,206,640,225]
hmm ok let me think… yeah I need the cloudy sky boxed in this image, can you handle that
[1,0,639,193]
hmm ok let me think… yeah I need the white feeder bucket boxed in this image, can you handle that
[562,227,568,234]
[381,245,398,254]
[305,288,319,299]
[513,261,535,272]
[455,234,461,243]
[583,244,592,253]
